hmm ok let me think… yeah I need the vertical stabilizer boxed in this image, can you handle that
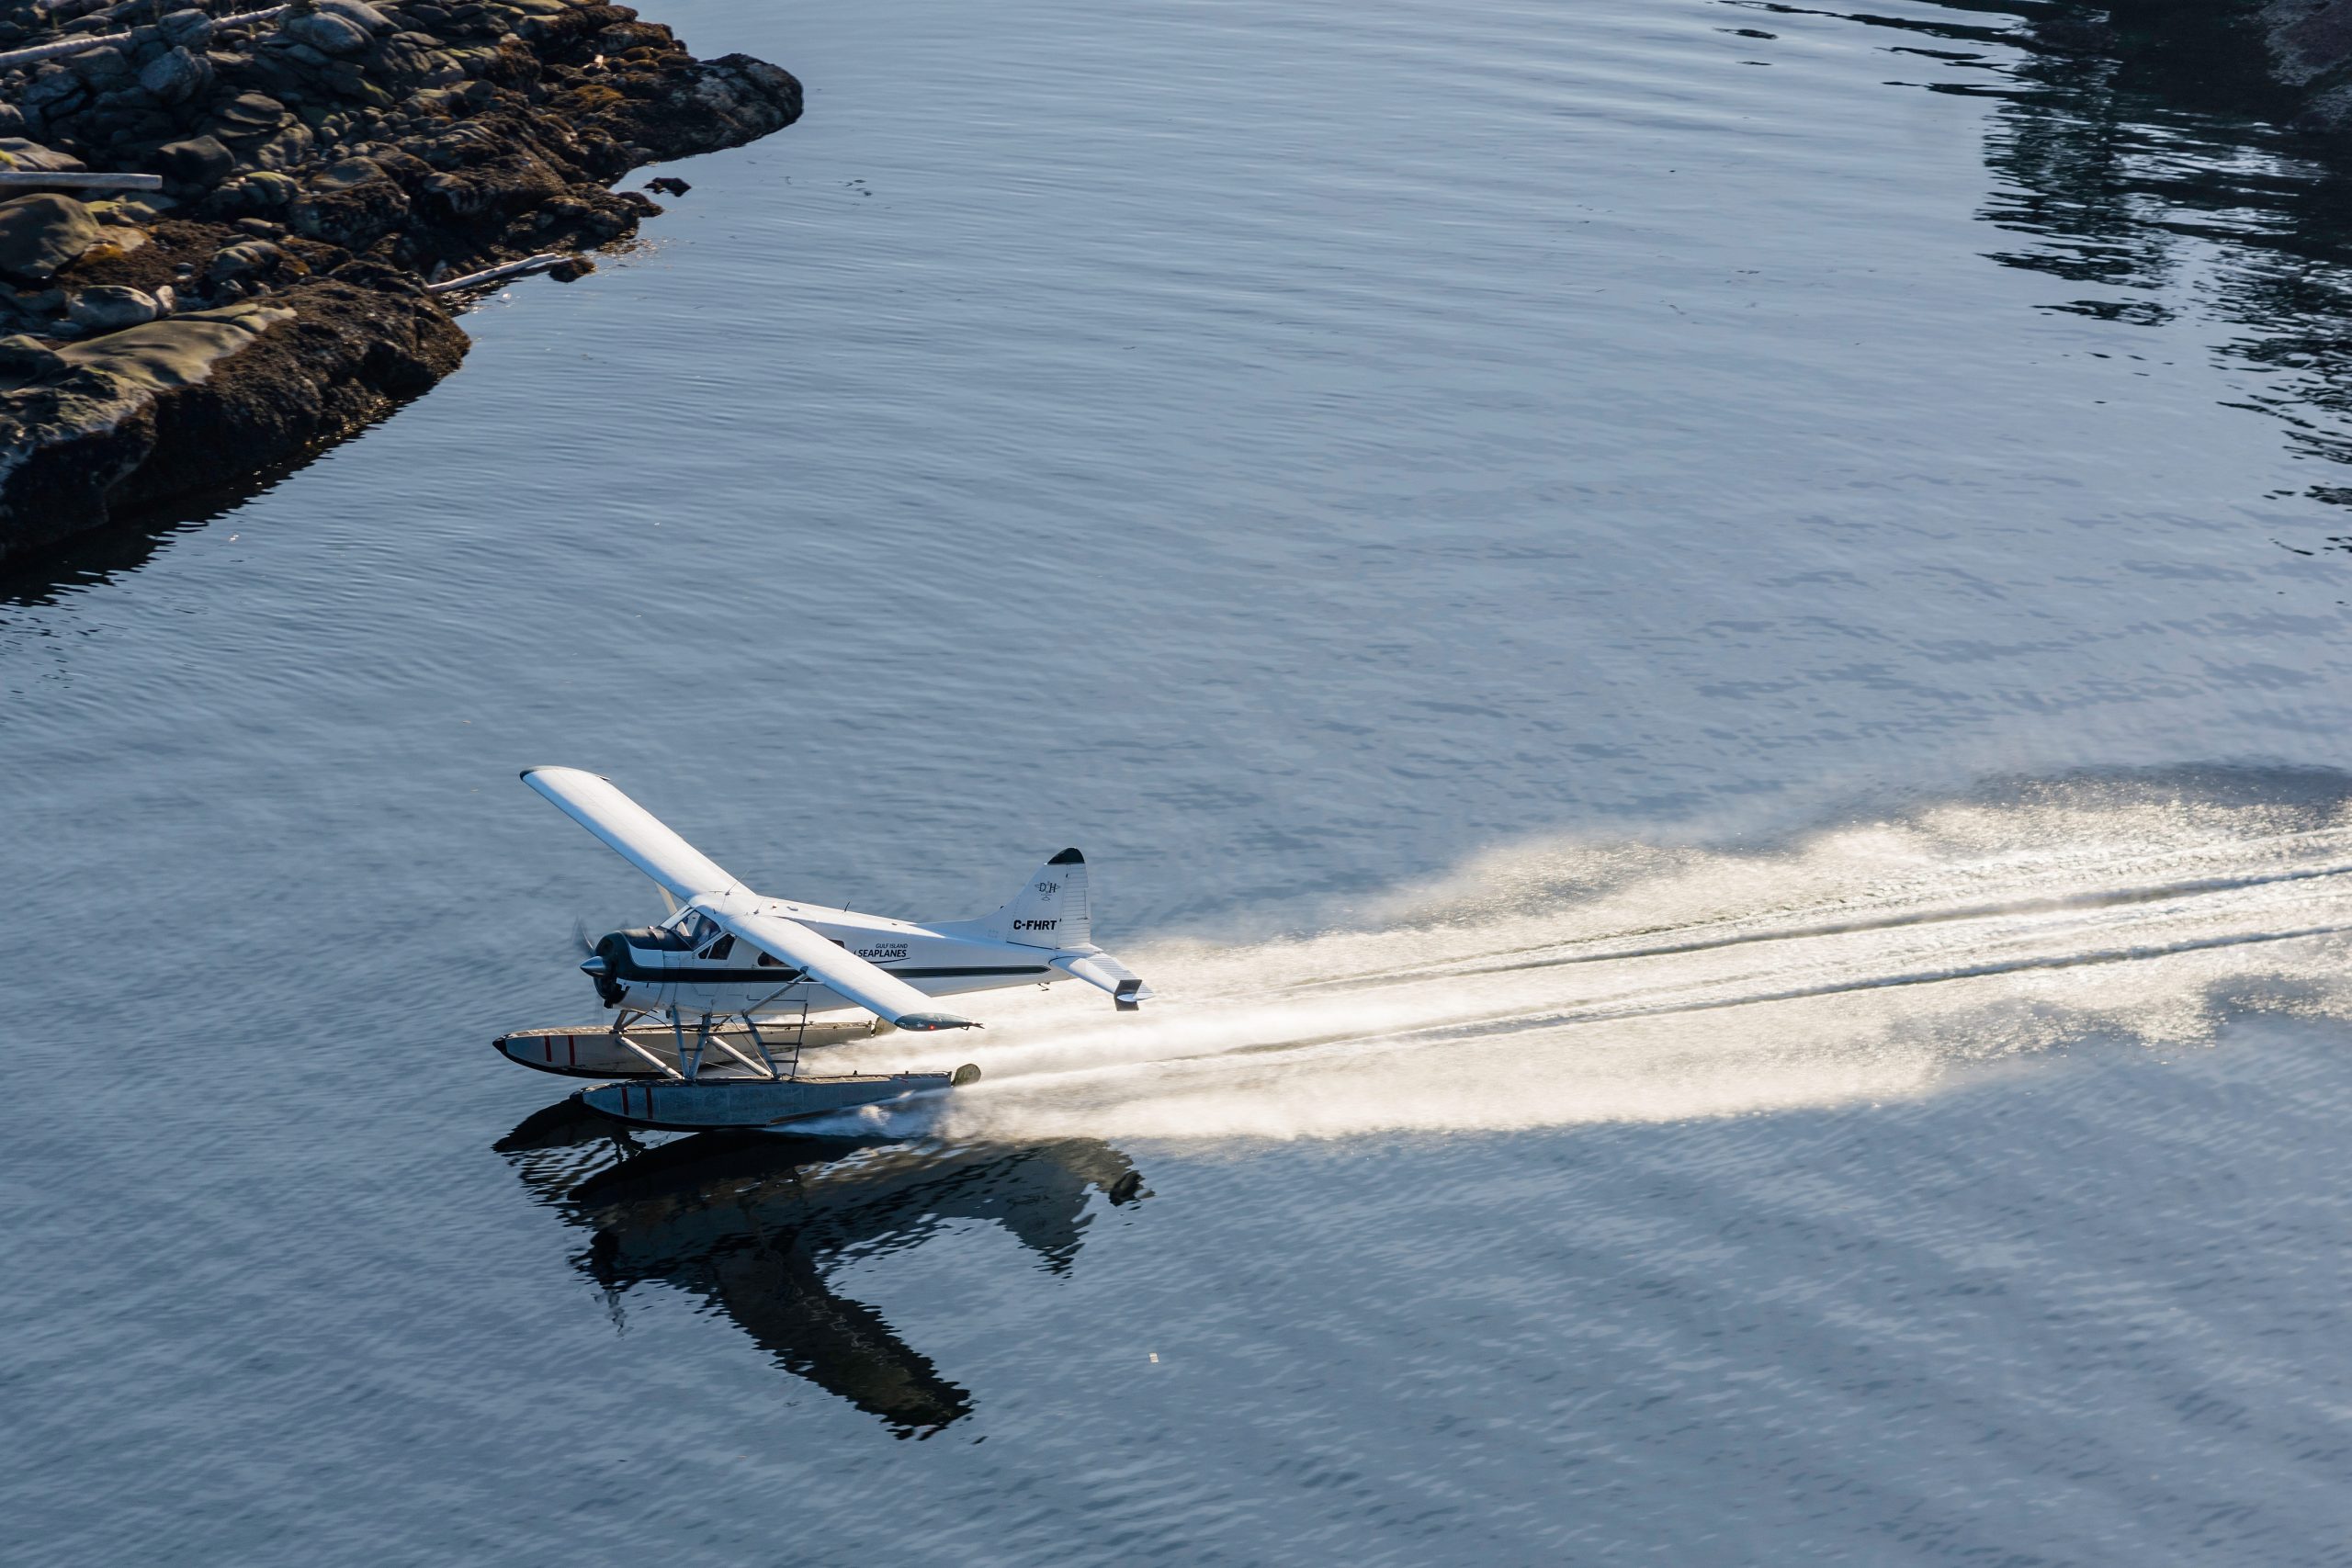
[985,848,1091,949]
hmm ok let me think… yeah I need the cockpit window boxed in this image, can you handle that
[678,911,720,947]
[701,934,735,963]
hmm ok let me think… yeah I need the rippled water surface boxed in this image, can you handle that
[8,0,2352,1562]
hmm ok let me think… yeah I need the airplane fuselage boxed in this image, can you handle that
[589,902,1063,1021]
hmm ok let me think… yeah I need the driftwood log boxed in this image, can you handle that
[425,253,571,293]
[0,171,165,190]
[0,29,129,68]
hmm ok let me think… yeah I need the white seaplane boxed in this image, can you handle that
[495,767,1151,1131]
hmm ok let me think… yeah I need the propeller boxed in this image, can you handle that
[573,916,627,1007]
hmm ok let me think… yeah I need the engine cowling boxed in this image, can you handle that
[581,925,690,1008]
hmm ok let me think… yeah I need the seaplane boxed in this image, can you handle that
[494,767,1152,1132]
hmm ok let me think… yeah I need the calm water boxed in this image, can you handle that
[8,0,2352,1561]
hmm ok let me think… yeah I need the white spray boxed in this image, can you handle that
[823,787,2352,1143]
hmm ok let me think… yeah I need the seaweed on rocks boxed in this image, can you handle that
[0,0,799,561]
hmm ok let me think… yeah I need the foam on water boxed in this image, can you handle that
[809,785,2352,1142]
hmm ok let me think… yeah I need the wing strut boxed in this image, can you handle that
[703,906,978,1032]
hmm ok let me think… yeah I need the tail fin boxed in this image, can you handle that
[983,848,1091,949]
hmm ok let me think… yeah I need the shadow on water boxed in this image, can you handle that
[495,1101,1148,1437]
[0,399,424,611]
[1769,0,2352,535]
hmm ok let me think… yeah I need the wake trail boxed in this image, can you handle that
[1117,921,2352,1081]
[1278,840,2352,994]
[839,786,2352,1141]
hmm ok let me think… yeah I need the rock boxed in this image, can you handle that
[206,239,285,282]
[158,8,218,51]
[68,285,161,333]
[644,175,688,196]
[2301,80,2352,133]
[136,45,213,106]
[0,139,85,174]
[282,10,375,57]
[243,122,319,173]
[0,333,67,381]
[154,135,235,190]
[24,68,88,116]
[214,93,291,135]
[316,0,397,34]
[0,0,811,562]
[64,44,135,92]
[75,225,148,259]
[596,53,801,162]
[0,194,100,285]
[311,156,388,191]
[211,170,302,213]
[290,159,409,248]
[7,288,66,319]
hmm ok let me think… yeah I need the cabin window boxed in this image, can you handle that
[701,935,735,963]
[758,951,785,967]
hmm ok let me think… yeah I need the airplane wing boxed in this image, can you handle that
[708,906,979,1032]
[522,767,748,902]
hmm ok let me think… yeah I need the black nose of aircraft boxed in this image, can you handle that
[582,932,629,1007]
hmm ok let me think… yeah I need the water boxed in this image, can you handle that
[6,0,2352,1560]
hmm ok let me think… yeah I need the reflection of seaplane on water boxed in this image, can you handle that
[494,768,1153,1132]
[496,1103,1147,1435]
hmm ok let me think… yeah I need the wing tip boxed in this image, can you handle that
[1048,847,1084,865]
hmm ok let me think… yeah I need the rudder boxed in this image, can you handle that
[987,847,1091,949]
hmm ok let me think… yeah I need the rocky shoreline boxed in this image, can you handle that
[2235,0,2352,130]
[0,0,797,564]
[2077,2,2352,133]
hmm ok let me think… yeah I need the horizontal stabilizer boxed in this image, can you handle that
[1055,950,1153,1010]
[522,768,746,902]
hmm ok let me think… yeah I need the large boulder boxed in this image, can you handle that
[282,9,375,56]
[209,93,291,143]
[156,7,217,50]
[154,135,236,190]
[136,45,213,105]
[0,334,67,382]
[209,170,301,215]
[68,285,162,333]
[206,238,287,282]
[315,0,396,33]
[0,194,100,285]
[594,54,803,161]
[23,68,88,117]
[63,42,135,91]
[0,139,85,174]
